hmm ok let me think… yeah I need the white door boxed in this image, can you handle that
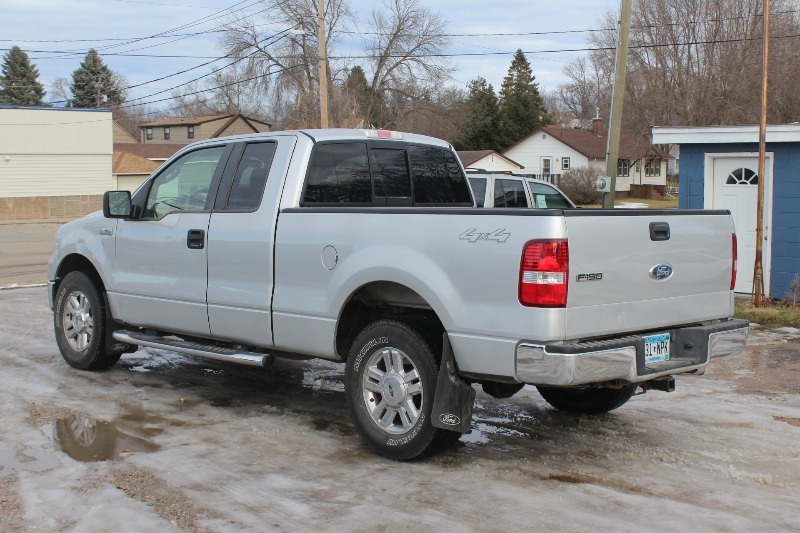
[708,154,772,295]
[540,157,553,182]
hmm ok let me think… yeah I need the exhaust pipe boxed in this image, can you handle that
[642,376,675,393]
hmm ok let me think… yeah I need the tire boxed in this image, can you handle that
[536,384,636,415]
[345,320,461,460]
[54,271,121,371]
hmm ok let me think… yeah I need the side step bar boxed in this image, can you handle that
[113,330,273,368]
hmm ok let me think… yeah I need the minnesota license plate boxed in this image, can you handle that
[644,333,670,363]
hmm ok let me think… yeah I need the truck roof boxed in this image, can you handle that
[179,128,453,150]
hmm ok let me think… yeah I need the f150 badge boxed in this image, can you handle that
[459,228,510,243]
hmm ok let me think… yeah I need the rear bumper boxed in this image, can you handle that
[515,319,749,386]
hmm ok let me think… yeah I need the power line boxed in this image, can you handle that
[119,62,306,108]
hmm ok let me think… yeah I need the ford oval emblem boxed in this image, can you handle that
[649,263,673,281]
[439,413,461,426]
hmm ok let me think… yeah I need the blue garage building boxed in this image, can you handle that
[652,125,800,300]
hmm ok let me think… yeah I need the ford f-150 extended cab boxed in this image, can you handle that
[49,129,748,460]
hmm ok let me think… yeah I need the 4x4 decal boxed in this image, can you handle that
[459,228,511,243]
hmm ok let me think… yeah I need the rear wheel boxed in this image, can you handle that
[54,271,121,371]
[536,384,636,415]
[345,320,460,460]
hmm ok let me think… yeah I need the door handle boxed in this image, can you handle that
[187,229,205,249]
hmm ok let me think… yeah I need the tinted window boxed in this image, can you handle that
[143,146,226,219]
[409,146,472,204]
[468,177,487,207]
[227,142,277,210]
[529,181,573,208]
[303,143,371,204]
[371,149,411,200]
[494,179,528,208]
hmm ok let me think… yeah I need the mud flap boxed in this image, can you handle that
[431,333,475,433]
[102,293,137,354]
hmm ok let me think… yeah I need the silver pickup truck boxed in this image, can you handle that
[48,129,748,460]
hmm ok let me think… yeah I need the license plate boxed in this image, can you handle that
[644,333,670,363]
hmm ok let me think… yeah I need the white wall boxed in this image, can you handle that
[503,132,589,174]
[465,153,524,172]
[0,107,112,198]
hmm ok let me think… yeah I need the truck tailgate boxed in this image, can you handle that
[563,210,734,340]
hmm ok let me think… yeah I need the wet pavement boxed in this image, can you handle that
[1,286,799,532]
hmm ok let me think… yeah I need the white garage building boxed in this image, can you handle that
[0,106,113,221]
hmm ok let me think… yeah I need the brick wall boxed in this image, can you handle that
[0,195,102,221]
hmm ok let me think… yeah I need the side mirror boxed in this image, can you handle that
[103,190,132,218]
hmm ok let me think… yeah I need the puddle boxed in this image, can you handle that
[52,411,161,462]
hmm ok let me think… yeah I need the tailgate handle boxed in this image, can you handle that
[649,222,670,241]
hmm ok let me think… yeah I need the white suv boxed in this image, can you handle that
[467,172,575,209]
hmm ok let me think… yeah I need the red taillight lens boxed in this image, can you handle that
[731,233,738,291]
[519,240,569,307]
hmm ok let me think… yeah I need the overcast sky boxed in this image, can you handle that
[3,0,620,109]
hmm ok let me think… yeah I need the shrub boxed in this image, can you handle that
[558,166,602,205]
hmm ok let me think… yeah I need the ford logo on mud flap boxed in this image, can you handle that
[649,263,673,281]
[439,413,461,426]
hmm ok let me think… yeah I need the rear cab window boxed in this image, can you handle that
[468,177,487,207]
[301,141,472,207]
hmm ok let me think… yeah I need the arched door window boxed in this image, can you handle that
[726,167,758,185]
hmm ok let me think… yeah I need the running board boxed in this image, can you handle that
[113,330,273,368]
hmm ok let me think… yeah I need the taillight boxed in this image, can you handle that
[519,240,569,307]
[731,233,738,290]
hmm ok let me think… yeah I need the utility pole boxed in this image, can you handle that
[602,0,633,208]
[753,0,770,307]
[317,0,329,128]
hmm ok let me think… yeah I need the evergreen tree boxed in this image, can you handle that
[343,66,376,126]
[498,49,549,149]
[453,77,501,152]
[69,49,124,108]
[0,46,46,106]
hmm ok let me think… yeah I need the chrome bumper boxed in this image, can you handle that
[515,319,749,386]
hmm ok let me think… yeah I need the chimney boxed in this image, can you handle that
[591,108,603,135]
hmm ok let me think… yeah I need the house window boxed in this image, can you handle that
[163,127,170,140]
[645,157,661,177]
[562,157,570,171]
[617,159,630,177]
[145,128,153,141]
[188,126,195,139]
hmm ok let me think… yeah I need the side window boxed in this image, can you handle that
[370,148,411,204]
[143,146,226,219]
[468,177,487,207]
[409,146,472,205]
[495,179,529,208]
[529,181,573,209]
[302,143,371,205]
[226,142,277,210]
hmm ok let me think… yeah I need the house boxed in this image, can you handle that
[0,105,112,221]
[113,121,139,144]
[652,124,800,300]
[503,117,670,194]
[139,113,272,144]
[113,143,184,192]
[457,150,524,172]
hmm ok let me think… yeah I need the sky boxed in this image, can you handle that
[3,0,620,111]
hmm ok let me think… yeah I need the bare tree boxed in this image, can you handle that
[49,76,72,105]
[359,0,453,128]
[570,0,800,133]
[221,0,352,128]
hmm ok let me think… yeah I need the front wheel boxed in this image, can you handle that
[54,271,121,371]
[345,320,460,460]
[536,384,636,415]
